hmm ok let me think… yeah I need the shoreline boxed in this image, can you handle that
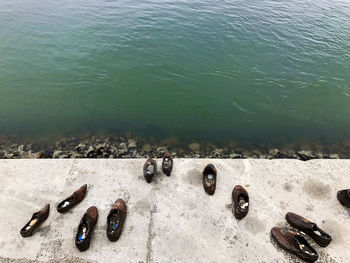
[0,133,346,160]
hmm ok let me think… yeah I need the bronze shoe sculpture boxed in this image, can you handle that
[75,206,98,252]
[337,189,350,208]
[286,212,332,247]
[271,227,318,263]
[106,199,127,242]
[57,184,87,213]
[232,185,249,219]
[143,158,156,183]
[20,204,50,238]
[162,152,173,176]
[202,164,217,195]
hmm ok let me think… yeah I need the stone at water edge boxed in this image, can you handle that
[188,143,200,151]
[329,153,340,159]
[297,150,315,161]
[142,143,152,152]
[128,139,137,148]
[156,147,168,154]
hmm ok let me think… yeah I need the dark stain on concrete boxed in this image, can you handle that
[283,183,293,192]
[39,225,51,237]
[302,180,331,200]
[279,201,286,210]
[183,168,202,186]
[243,217,266,235]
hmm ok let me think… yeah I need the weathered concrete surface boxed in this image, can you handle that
[0,159,349,263]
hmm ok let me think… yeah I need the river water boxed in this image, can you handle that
[1,0,350,148]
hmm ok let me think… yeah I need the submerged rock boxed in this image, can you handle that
[72,153,84,158]
[17,145,24,155]
[116,148,128,157]
[142,143,152,152]
[211,149,223,158]
[95,143,106,151]
[74,143,86,153]
[25,151,41,159]
[85,146,96,157]
[119,143,127,149]
[53,151,64,158]
[328,153,340,159]
[229,153,242,159]
[128,139,137,148]
[40,150,53,158]
[297,150,315,161]
[269,148,279,157]
[268,148,293,159]
[188,143,200,152]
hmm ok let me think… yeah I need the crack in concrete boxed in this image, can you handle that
[146,186,157,263]
[146,210,154,263]
[64,159,78,187]
[67,159,77,177]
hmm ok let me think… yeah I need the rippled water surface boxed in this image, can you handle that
[1,0,350,146]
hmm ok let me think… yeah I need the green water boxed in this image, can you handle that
[1,0,350,146]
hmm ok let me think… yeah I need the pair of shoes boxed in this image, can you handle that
[75,199,127,252]
[56,184,95,251]
[202,164,249,219]
[20,184,88,238]
[271,213,332,263]
[143,152,174,183]
[337,189,350,208]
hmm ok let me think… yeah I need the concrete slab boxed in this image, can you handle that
[0,159,349,263]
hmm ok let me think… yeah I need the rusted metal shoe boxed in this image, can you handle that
[271,227,318,263]
[162,152,173,176]
[57,184,87,213]
[106,199,127,242]
[75,206,98,252]
[232,185,249,219]
[286,212,332,247]
[337,189,350,208]
[143,158,156,183]
[202,164,217,195]
[20,204,50,238]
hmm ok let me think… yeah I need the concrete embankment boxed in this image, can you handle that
[0,159,349,262]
